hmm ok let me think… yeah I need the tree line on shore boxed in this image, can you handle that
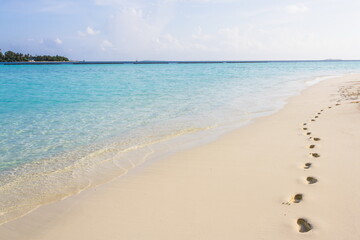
[0,50,69,62]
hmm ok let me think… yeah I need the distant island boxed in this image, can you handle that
[0,50,69,62]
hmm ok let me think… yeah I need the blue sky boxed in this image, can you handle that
[1,0,360,60]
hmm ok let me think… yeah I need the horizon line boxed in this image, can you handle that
[2,59,360,66]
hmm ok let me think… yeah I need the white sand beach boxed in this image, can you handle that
[1,74,360,239]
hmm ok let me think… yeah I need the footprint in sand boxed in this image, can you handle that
[311,119,315,122]
[306,177,318,184]
[303,123,307,126]
[328,106,332,109]
[310,153,320,158]
[314,116,319,118]
[297,218,313,233]
[283,194,303,205]
[309,144,315,149]
[313,137,321,141]
[317,112,321,115]
[336,103,340,106]
[321,109,324,112]
[306,132,311,135]
[304,163,312,169]
[303,127,308,130]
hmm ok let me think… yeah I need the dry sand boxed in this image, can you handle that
[1,74,360,240]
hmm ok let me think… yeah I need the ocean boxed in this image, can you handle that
[1,61,360,224]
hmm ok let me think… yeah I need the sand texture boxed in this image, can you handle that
[1,74,360,239]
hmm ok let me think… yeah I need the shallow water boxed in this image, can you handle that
[1,61,360,224]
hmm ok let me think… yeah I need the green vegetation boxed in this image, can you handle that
[0,50,69,62]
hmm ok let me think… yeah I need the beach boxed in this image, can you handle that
[0,74,359,239]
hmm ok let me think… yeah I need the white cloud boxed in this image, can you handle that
[217,26,265,53]
[86,27,100,35]
[192,26,213,41]
[100,40,114,50]
[106,7,163,53]
[77,0,360,60]
[102,40,113,47]
[78,27,100,37]
[286,3,308,13]
[54,38,63,44]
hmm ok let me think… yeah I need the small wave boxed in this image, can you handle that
[0,125,218,226]
[305,75,339,86]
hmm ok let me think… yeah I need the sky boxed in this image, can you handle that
[1,0,360,61]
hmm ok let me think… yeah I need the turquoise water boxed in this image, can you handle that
[1,61,360,223]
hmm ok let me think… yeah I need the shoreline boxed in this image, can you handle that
[1,74,360,239]
[0,72,330,226]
